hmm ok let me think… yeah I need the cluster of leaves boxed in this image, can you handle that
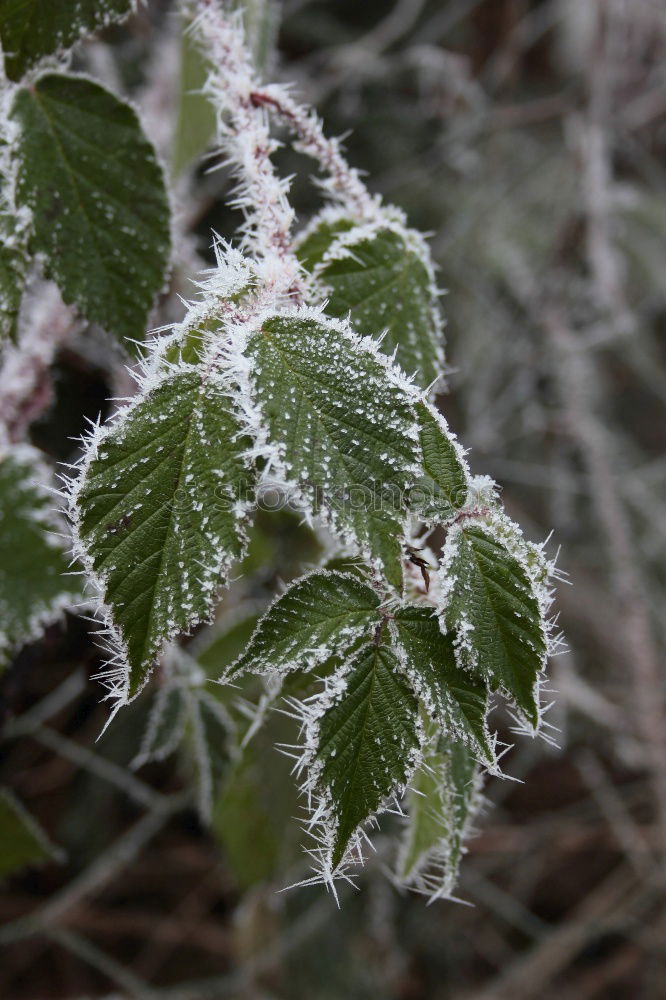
[0,1,556,899]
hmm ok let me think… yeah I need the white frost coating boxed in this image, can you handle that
[244,84,377,219]
[187,3,302,296]
[0,1,139,83]
[0,443,80,663]
[222,568,379,681]
[188,686,237,821]
[311,207,448,391]
[0,81,31,239]
[396,744,486,902]
[436,506,559,735]
[278,654,426,895]
[387,615,500,774]
[133,643,238,821]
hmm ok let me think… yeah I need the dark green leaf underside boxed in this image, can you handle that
[444,526,546,726]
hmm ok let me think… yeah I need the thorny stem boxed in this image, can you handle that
[189,1,304,300]
[248,87,374,218]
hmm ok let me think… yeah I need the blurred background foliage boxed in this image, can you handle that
[1,0,665,997]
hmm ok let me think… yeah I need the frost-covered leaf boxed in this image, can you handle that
[227,570,380,680]
[313,642,419,868]
[312,223,444,390]
[393,606,493,764]
[0,789,63,878]
[245,313,419,588]
[398,729,482,898]
[0,446,76,668]
[441,524,547,727]
[0,223,27,343]
[296,213,354,272]
[73,372,255,700]
[133,682,188,768]
[196,608,262,675]
[11,73,171,348]
[411,401,468,521]
[0,0,133,82]
[0,193,28,343]
[187,689,234,821]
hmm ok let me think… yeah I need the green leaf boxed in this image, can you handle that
[393,606,493,763]
[398,730,482,897]
[0,789,63,878]
[0,223,27,343]
[441,524,547,727]
[11,73,171,348]
[296,213,354,272]
[411,400,468,520]
[227,570,380,680]
[314,225,444,390]
[0,192,28,343]
[246,314,419,588]
[133,682,187,768]
[0,446,77,668]
[314,643,419,868]
[187,689,234,821]
[74,371,255,699]
[0,0,133,82]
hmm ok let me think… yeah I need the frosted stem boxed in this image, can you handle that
[248,86,376,218]
[188,1,302,298]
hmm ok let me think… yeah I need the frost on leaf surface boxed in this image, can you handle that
[227,570,380,679]
[11,73,171,348]
[393,606,493,764]
[74,372,255,700]
[0,789,63,877]
[440,524,547,728]
[311,222,444,390]
[0,0,133,81]
[296,213,354,272]
[398,727,482,899]
[245,314,419,589]
[312,642,419,869]
[0,213,26,343]
[411,401,468,521]
[0,190,28,344]
[0,446,76,669]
